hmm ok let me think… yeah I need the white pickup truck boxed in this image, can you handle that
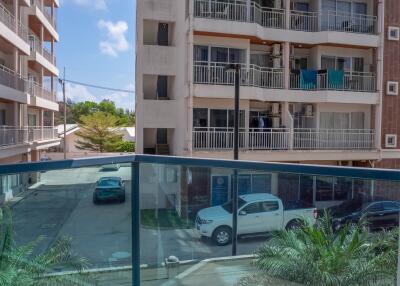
[196,193,317,246]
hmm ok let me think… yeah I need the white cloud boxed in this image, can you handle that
[97,20,129,57]
[58,83,135,111]
[71,0,107,10]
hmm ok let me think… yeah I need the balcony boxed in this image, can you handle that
[30,0,57,29]
[290,10,376,34]
[0,2,30,53]
[29,34,59,76]
[28,82,56,102]
[194,0,285,29]
[290,71,376,93]
[0,126,58,147]
[193,0,377,35]
[194,62,284,89]
[0,155,398,285]
[0,65,27,93]
[192,128,375,151]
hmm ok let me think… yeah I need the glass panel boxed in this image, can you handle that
[210,109,228,129]
[316,176,334,201]
[211,47,228,64]
[353,2,367,15]
[194,45,209,63]
[3,165,132,285]
[193,108,208,128]
[228,110,245,128]
[321,56,336,70]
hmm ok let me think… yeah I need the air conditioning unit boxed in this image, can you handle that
[272,44,281,56]
[305,105,313,117]
[272,103,280,115]
[273,58,281,68]
[272,117,280,128]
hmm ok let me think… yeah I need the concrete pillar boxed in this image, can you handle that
[285,0,290,29]
[283,42,290,89]
[39,109,44,139]
[13,0,19,31]
[51,111,54,127]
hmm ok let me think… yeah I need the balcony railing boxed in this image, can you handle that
[193,128,375,150]
[194,62,284,89]
[0,126,58,147]
[293,129,375,150]
[0,2,29,43]
[30,0,57,29]
[28,81,56,101]
[0,155,398,286]
[29,34,57,65]
[194,0,285,29]
[290,71,377,92]
[290,10,377,34]
[0,64,27,92]
[193,0,377,35]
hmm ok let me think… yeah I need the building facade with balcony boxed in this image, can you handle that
[135,0,400,169]
[0,0,59,200]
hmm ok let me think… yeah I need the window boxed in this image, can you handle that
[365,203,384,213]
[194,45,209,63]
[321,56,359,72]
[320,112,364,130]
[385,134,397,148]
[193,108,208,128]
[194,45,246,65]
[228,110,245,129]
[294,2,309,12]
[382,201,400,211]
[333,177,352,201]
[28,114,37,126]
[388,26,400,41]
[243,202,262,214]
[260,201,279,212]
[210,109,228,129]
[387,81,399,95]
[316,176,334,201]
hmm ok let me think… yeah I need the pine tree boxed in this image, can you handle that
[75,112,123,152]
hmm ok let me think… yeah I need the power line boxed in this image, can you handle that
[63,79,135,93]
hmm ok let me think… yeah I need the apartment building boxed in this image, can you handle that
[135,0,400,211]
[0,0,60,198]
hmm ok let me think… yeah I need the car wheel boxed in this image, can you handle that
[285,220,302,231]
[212,226,232,246]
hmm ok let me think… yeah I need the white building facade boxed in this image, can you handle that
[136,0,391,166]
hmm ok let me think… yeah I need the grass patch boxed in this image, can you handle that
[141,209,194,229]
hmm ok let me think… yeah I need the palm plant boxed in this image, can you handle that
[239,212,398,286]
[0,208,91,286]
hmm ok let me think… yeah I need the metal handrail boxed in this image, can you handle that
[0,2,29,43]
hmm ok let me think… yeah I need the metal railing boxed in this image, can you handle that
[193,128,375,150]
[28,81,57,101]
[293,129,375,150]
[290,71,376,92]
[0,154,398,286]
[0,2,29,43]
[0,126,58,147]
[290,10,377,34]
[29,34,57,65]
[0,64,27,92]
[194,62,284,89]
[194,0,285,29]
[30,0,57,29]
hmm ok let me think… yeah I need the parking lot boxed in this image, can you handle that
[11,166,265,269]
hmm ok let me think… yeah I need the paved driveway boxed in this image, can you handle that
[11,166,266,269]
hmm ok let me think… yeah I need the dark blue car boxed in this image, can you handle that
[93,177,125,204]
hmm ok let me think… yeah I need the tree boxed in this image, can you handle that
[239,213,398,286]
[0,208,89,285]
[75,112,123,153]
[70,100,135,126]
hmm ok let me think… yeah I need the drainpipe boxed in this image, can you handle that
[375,0,384,163]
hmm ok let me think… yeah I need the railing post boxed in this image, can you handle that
[131,160,140,286]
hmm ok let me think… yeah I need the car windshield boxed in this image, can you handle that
[222,198,247,213]
[97,179,121,187]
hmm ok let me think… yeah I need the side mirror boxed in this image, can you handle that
[239,210,247,216]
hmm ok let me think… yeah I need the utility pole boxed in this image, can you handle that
[59,68,67,160]
[225,64,241,256]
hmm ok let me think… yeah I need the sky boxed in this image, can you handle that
[57,0,136,110]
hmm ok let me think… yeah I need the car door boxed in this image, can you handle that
[258,201,282,231]
[238,202,263,235]
[364,202,385,230]
[381,202,400,228]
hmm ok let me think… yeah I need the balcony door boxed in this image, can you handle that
[157,23,169,46]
